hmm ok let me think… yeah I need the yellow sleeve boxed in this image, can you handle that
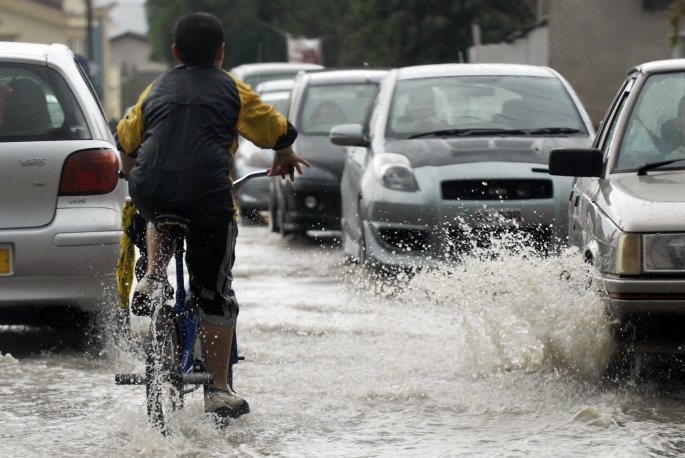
[228,72,288,148]
[116,82,154,155]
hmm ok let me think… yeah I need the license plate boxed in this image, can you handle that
[0,248,9,275]
[474,208,523,225]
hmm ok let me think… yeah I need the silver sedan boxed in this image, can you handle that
[0,43,124,326]
[550,58,685,355]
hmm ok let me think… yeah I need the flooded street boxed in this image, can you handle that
[3,224,685,457]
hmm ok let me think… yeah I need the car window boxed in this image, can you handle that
[616,72,685,171]
[386,75,586,138]
[0,63,91,142]
[244,72,300,89]
[260,90,290,115]
[601,93,628,160]
[362,88,381,136]
[298,83,378,135]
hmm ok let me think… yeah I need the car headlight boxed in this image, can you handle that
[643,233,685,272]
[373,153,416,192]
[616,232,642,275]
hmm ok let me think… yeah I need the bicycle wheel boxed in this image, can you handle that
[146,304,183,434]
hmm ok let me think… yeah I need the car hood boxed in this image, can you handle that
[383,136,592,168]
[595,172,685,232]
[294,135,346,179]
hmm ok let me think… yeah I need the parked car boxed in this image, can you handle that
[229,62,322,89]
[0,43,124,327]
[330,64,595,267]
[255,78,294,98]
[270,68,388,235]
[234,86,293,219]
[549,59,685,356]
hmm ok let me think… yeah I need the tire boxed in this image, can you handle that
[277,191,291,236]
[146,305,183,434]
[358,199,368,265]
[269,186,280,233]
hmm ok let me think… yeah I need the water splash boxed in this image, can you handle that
[345,227,612,378]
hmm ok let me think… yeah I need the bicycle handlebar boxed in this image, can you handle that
[231,170,269,195]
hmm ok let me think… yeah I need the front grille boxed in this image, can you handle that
[378,228,430,253]
[445,224,553,256]
[441,179,553,201]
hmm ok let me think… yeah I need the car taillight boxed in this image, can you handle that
[59,149,119,196]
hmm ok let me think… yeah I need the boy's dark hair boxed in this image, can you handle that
[173,13,224,65]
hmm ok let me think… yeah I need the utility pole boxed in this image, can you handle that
[86,0,93,60]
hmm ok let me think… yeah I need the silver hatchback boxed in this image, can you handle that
[0,43,124,326]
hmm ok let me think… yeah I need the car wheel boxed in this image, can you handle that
[269,184,280,233]
[277,193,290,236]
[358,199,368,265]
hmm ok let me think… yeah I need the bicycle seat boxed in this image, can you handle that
[153,214,190,233]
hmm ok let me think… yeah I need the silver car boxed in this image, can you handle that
[233,80,293,219]
[0,43,124,326]
[331,64,595,267]
[550,59,685,355]
[229,62,322,89]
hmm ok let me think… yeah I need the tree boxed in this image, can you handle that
[146,0,344,68]
[145,0,533,68]
[339,0,534,67]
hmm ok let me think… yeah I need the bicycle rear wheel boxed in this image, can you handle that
[146,304,183,434]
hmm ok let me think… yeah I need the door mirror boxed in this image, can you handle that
[330,124,368,147]
[549,148,603,177]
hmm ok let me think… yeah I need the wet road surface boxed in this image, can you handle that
[3,224,685,457]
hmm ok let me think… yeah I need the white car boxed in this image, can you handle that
[550,58,685,358]
[0,43,124,327]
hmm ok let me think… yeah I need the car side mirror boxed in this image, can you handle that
[329,124,368,147]
[548,148,603,177]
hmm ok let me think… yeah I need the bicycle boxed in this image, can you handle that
[115,170,269,434]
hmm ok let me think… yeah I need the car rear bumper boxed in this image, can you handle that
[0,273,117,311]
[0,207,121,311]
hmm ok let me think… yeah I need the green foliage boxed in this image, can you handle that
[145,0,533,68]
[667,0,685,47]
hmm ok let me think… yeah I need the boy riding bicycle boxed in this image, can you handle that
[116,12,309,420]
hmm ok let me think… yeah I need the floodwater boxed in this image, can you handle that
[3,224,685,457]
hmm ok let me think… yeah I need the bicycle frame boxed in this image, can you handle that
[116,169,269,388]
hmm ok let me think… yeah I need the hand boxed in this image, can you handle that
[268,145,310,181]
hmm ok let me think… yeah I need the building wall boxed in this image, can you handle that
[0,0,67,44]
[469,26,549,67]
[548,0,671,123]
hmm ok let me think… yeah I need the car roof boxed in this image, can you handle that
[632,58,685,75]
[0,42,69,64]
[305,68,389,85]
[255,79,295,93]
[396,63,557,80]
[229,62,323,76]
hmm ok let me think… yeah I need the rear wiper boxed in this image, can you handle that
[407,128,528,139]
[637,158,685,176]
[524,127,581,135]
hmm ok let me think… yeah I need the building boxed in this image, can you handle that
[110,31,168,117]
[469,0,673,124]
[0,0,120,121]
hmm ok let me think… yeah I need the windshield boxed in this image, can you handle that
[299,83,378,135]
[616,72,685,172]
[386,75,586,139]
[0,63,91,142]
[261,90,290,115]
